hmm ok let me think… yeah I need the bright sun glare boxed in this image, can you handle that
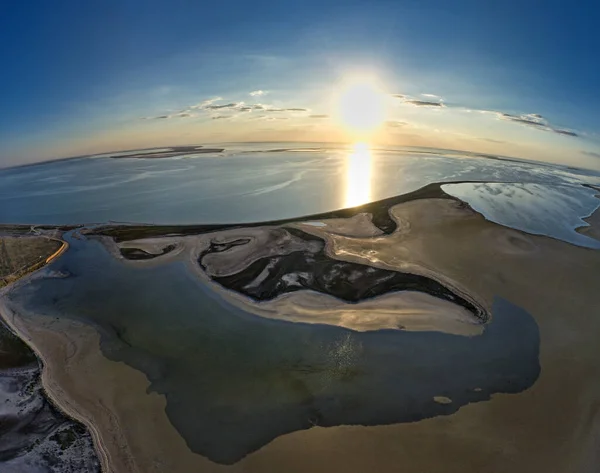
[335,78,383,207]
[336,78,387,137]
[345,141,372,208]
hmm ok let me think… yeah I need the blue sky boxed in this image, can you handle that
[1,0,599,167]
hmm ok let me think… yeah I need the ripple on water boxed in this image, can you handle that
[442,182,600,249]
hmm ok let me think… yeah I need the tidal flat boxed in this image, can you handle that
[1,180,599,472]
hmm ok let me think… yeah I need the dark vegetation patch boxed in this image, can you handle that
[200,228,488,321]
[119,244,177,260]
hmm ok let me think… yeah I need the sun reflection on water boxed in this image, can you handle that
[344,142,372,208]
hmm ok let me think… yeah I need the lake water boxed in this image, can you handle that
[1,143,599,247]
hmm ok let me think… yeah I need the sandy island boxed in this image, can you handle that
[108,145,224,159]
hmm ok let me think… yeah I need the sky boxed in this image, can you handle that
[1,0,600,168]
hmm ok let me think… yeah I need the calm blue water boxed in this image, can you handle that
[1,143,599,246]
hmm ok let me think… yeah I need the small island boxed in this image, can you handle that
[108,145,224,159]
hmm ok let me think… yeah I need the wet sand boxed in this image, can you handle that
[218,290,484,335]
[577,186,600,242]
[2,192,600,472]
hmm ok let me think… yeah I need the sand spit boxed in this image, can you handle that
[225,290,484,335]
[291,212,384,238]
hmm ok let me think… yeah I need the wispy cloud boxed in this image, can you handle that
[500,113,546,127]
[238,104,265,111]
[192,97,222,109]
[143,99,256,119]
[393,93,444,107]
[553,129,578,137]
[482,138,506,144]
[500,113,579,137]
[140,95,311,123]
[204,102,240,110]
[141,112,195,120]
[582,150,600,158]
[392,91,580,138]
[386,120,408,127]
[405,100,445,107]
[309,114,329,118]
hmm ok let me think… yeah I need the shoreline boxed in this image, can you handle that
[45,237,69,263]
[0,233,68,288]
[577,186,600,241]
[0,293,229,473]
[0,300,111,473]
[0,280,111,472]
[0,232,105,471]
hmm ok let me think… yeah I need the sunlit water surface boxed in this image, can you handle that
[1,143,599,247]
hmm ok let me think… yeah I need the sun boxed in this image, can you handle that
[335,77,387,137]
